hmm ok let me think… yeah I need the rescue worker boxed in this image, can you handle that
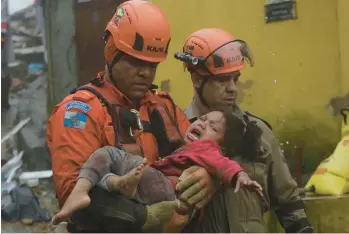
[47,1,216,232]
[174,28,313,233]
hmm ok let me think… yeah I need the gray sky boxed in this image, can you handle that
[9,0,34,14]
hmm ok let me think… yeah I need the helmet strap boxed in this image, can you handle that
[196,75,209,108]
[106,51,124,87]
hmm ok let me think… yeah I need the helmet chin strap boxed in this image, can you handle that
[103,30,124,88]
[195,74,210,108]
[191,67,215,109]
[106,51,124,87]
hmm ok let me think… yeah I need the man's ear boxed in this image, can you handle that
[190,72,203,89]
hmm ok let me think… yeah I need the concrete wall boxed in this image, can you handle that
[265,195,349,232]
[152,0,349,172]
[45,0,78,110]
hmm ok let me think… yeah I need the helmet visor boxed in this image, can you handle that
[204,40,254,75]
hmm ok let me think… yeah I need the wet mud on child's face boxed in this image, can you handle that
[184,111,226,144]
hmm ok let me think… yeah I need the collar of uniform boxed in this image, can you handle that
[184,99,200,120]
[141,91,160,105]
[232,104,247,119]
[184,96,211,120]
[97,71,155,107]
[185,96,247,119]
[233,105,271,156]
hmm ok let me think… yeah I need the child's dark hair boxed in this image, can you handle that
[221,110,262,161]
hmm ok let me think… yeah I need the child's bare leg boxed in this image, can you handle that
[106,158,147,198]
[52,178,92,225]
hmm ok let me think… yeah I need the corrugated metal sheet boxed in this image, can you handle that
[75,0,125,85]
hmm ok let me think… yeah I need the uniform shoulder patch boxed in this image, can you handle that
[65,100,91,113]
[64,111,87,129]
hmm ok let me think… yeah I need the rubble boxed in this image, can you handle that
[1,179,59,233]
[1,1,56,233]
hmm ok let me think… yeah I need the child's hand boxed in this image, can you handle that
[234,171,263,197]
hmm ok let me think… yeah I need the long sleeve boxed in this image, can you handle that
[152,139,244,185]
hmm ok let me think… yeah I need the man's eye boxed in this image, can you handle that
[217,78,228,83]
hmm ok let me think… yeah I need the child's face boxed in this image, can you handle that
[184,111,226,144]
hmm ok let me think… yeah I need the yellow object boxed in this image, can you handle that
[305,117,349,195]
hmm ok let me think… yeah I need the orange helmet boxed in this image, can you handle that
[105,0,171,63]
[175,28,254,76]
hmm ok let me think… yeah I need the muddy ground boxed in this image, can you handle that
[1,179,59,233]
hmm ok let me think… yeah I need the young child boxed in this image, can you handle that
[52,110,263,226]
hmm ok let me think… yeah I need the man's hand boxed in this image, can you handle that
[143,200,190,233]
[163,211,190,233]
[176,166,217,209]
[142,200,178,232]
[234,171,263,197]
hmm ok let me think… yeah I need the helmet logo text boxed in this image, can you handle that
[226,55,242,63]
[147,45,164,53]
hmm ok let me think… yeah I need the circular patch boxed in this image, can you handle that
[115,7,124,18]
